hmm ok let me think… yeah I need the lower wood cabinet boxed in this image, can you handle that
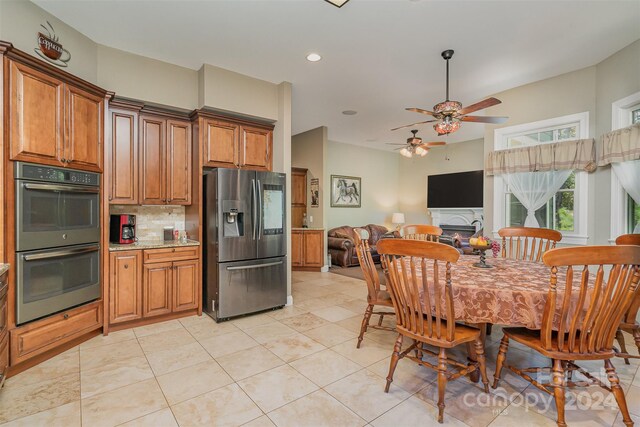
[0,271,8,386]
[109,246,200,326]
[291,229,324,271]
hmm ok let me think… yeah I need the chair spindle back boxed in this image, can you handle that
[540,246,640,354]
[353,227,381,302]
[499,227,562,262]
[377,239,460,342]
[615,235,640,326]
[400,224,443,242]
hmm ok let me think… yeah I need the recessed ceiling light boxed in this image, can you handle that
[325,0,350,8]
[342,110,357,115]
[306,53,322,62]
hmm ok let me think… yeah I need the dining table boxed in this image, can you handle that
[407,252,559,382]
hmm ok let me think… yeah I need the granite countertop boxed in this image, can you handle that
[109,239,200,252]
[292,227,325,231]
[0,264,8,276]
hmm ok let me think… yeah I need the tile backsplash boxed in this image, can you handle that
[110,205,186,241]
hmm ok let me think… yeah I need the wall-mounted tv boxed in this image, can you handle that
[427,170,483,208]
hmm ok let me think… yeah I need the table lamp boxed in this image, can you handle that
[391,212,405,231]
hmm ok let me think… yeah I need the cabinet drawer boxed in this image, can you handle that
[11,302,102,364]
[143,246,199,263]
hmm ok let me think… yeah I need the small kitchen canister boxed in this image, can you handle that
[163,226,174,242]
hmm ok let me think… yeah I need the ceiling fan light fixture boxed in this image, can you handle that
[433,100,462,115]
[434,120,460,135]
[399,147,412,158]
[415,146,428,156]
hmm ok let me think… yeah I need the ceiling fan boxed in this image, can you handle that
[392,49,508,135]
[387,129,446,158]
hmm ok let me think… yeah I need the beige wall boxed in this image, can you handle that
[291,127,327,229]
[398,138,485,225]
[199,64,279,121]
[325,141,400,230]
[97,45,198,110]
[0,0,98,83]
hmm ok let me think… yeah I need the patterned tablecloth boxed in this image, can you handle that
[400,255,567,329]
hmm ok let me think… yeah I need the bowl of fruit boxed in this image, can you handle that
[469,236,494,268]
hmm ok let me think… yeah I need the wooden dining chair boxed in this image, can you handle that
[492,245,640,427]
[377,239,489,424]
[615,234,640,364]
[400,224,443,242]
[353,228,395,349]
[498,226,562,262]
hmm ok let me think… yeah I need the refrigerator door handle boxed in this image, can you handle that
[225,260,284,271]
[257,179,262,240]
[251,178,257,240]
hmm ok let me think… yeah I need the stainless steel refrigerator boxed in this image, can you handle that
[203,168,287,321]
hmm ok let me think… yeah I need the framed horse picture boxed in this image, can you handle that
[330,175,361,208]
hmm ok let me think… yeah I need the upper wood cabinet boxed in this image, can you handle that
[109,110,138,204]
[9,60,104,172]
[202,117,273,171]
[139,115,192,205]
[291,168,307,207]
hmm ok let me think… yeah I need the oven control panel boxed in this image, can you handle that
[15,163,100,187]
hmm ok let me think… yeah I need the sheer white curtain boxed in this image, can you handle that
[504,170,572,227]
[612,159,640,233]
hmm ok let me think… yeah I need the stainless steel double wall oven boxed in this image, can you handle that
[15,162,101,325]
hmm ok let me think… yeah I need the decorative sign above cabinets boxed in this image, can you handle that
[34,21,71,67]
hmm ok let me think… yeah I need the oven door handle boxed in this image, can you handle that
[23,183,100,194]
[23,245,100,261]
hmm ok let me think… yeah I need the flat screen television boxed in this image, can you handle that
[427,170,483,208]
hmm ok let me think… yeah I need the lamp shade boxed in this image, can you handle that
[391,213,405,225]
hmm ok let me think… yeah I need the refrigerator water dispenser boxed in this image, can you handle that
[222,202,244,237]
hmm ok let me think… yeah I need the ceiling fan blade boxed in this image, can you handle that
[422,141,446,147]
[460,115,509,124]
[390,119,438,131]
[457,97,502,116]
[406,107,437,116]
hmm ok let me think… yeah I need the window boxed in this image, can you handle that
[493,112,589,245]
[610,93,640,240]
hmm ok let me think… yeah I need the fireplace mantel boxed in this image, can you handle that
[427,208,483,232]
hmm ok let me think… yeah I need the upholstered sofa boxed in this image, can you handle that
[328,224,392,267]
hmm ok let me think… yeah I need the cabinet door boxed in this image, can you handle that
[291,169,307,207]
[291,231,304,267]
[110,110,138,204]
[143,262,172,317]
[204,119,238,168]
[139,116,166,205]
[109,251,142,324]
[166,119,192,205]
[304,231,324,267]
[9,60,64,165]
[240,125,272,171]
[65,85,104,172]
[173,260,199,312]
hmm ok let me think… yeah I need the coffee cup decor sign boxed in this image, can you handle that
[34,21,71,67]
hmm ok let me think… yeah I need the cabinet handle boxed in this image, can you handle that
[124,264,129,269]
[63,313,69,319]
[172,248,176,252]
[60,157,66,163]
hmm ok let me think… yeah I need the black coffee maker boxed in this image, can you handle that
[109,214,136,244]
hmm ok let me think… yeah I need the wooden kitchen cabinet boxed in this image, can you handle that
[109,251,142,324]
[9,59,104,172]
[110,109,139,204]
[202,117,273,171]
[108,247,200,327]
[143,262,173,318]
[0,270,8,388]
[139,115,191,205]
[291,168,307,228]
[291,229,324,271]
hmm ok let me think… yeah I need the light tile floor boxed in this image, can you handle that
[0,270,638,426]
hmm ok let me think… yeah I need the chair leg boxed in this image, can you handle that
[357,304,374,349]
[605,359,634,427]
[486,323,493,336]
[633,328,640,355]
[492,335,509,389]
[437,348,448,423]
[616,329,631,365]
[552,359,567,427]
[474,338,489,393]
[377,313,384,327]
[385,334,403,393]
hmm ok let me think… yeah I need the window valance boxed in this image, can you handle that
[485,138,596,176]
[597,123,640,166]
